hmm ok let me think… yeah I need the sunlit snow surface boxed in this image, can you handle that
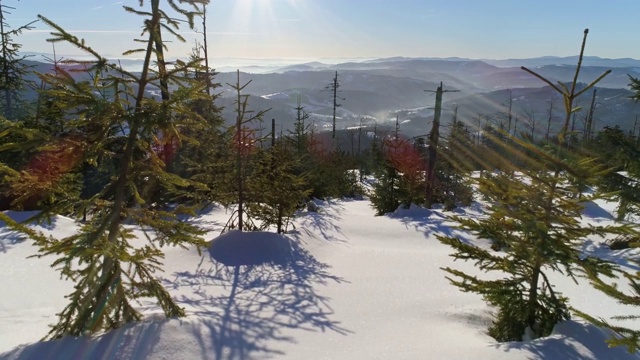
[1,198,639,359]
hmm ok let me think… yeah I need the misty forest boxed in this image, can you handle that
[3,1,640,359]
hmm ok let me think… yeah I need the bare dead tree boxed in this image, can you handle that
[545,99,555,140]
[424,82,459,207]
[521,29,610,146]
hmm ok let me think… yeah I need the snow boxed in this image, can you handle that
[1,197,640,359]
[259,92,290,100]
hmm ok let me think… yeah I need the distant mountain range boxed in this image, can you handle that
[211,56,639,139]
[18,54,640,138]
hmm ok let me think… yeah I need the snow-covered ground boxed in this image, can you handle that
[1,198,639,359]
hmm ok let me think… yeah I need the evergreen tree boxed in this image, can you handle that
[247,137,310,233]
[369,161,400,215]
[187,69,268,231]
[574,71,640,354]
[438,156,616,341]
[291,94,311,155]
[2,0,212,339]
[0,0,35,120]
[305,130,359,199]
[438,29,620,342]
[588,126,640,220]
[436,121,474,210]
[172,44,225,204]
[370,136,420,214]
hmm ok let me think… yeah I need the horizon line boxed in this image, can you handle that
[18,52,640,63]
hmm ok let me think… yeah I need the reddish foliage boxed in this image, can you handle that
[232,126,258,157]
[5,135,86,209]
[384,137,426,185]
[307,131,333,160]
[27,136,85,183]
[152,134,180,167]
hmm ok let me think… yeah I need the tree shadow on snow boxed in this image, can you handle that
[0,211,42,253]
[294,200,347,243]
[384,205,471,241]
[0,320,165,360]
[176,203,226,232]
[0,229,27,253]
[581,201,615,222]
[581,238,640,272]
[162,232,350,359]
[0,232,349,360]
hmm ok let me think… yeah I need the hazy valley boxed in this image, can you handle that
[19,54,640,141]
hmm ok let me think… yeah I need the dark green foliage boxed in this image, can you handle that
[169,49,225,205]
[369,164,401,215]
[573,72,640,354]
[306,148,360,200]
[438,29,626,343]
[433,158,472,211]
[246,140,310,233]
[436,121,475,210]
[605,234,640,250]
[0,2,35,120]
[370,136,419,215]
[38,217,197,337]
[225,70,270,231]
[630,75,640,103]
[188,129,236,205]
[0,1,212,340]
[370,127,474,214]
[438,154,616,341]
[0,115,46,172]
[587,126,640,220]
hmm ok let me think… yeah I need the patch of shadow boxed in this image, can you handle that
[581,239,640,272]
[499,320,640,360]
[295,202,346,243]
[450,201,487,220]
[163,233,351,360]
[176,204,225,231]
[0,320,164,360]
[0,230,27,253]
[1,210,64,231]
[209,231,295,267]
[447,309,494,332]
[385,205,460,239]
[581,201,615,221]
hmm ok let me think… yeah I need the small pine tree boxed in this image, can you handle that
[386,137,425,208]
[2,1,212,339]
[305,131,357,199]
[221,70,269,231]
[438,159,615,341]
[436,120,474,210]
[0,1,36,120]
[588,126,640,221]
[370,162,401,215]
[246,138,310,233]
[438,29,622,342]
[573,65,640,354]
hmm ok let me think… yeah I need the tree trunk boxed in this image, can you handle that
[236,70,244,231]
[426,82,443,208]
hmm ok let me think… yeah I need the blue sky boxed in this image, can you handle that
[8,0,640,61]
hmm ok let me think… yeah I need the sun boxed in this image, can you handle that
[229,0,302,31]
[219,0,308,58]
